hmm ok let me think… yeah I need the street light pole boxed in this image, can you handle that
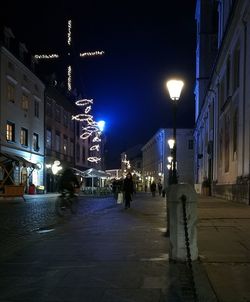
[172,101,178,184]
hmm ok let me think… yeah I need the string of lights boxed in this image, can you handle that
[34,20,104,91]
[72,98,102,163]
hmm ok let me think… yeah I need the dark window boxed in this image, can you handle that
[34,100,39,118]
[188,140,194,150]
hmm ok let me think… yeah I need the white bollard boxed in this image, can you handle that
[167,183,198,261]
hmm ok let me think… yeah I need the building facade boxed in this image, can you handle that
[195,0,250,203]
[142,128,194,190]
[0,28,45,192]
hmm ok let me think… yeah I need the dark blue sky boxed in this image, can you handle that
[1,1,196,169]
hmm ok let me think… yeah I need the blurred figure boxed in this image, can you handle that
[123,172,134,209]
[58,168,80,197]
[158,181,163,196]
[150,181,156,197]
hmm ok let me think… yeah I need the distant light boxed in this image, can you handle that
[97,120,105,132]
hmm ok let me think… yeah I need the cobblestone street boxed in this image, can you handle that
[0,195,116,260]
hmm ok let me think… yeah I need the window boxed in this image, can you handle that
[63,135,68,154]
[8,61,14,71]
[233,109,238,158]
[6,121,15,142]
[7,82,15,103]
[21,94,29,111]
[55,105,61,122]
[20,128,28,146]
[70,140,74,157]
[63,111,68,127]
[34,100,39,118]
[233,46,240,92]
[33,133,39,151]
[224,115,230,172]
[46,129,52,148]
[188,139,194,150]
[76,143,80,161]
[55,132,60,152]
[46,100,52,117]
[76,122,80,137]
[219,78,225,111]
[226,56,231,96]
[82,146,86,162]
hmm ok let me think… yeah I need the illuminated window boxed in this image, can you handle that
[33,133,39,151]
[20,128,28,146]
[21,94,29,111]
[6,121,15,142]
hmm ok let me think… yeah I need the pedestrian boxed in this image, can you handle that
[123,172,134,209]
[150,181,156,197]
[158,181,163,196]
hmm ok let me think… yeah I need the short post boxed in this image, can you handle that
[168,183,198,261]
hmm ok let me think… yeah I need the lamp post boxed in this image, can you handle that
[166,79,184,184]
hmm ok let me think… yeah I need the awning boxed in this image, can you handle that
[0,152,39,169]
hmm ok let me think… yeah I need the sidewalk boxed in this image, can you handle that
[0,192,249,301]
[197,195,250,302]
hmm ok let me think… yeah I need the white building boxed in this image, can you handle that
[0,28,45,191]
[142,128,194,189]
[195,0,250,203]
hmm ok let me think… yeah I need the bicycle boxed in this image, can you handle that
[55,189,79,217]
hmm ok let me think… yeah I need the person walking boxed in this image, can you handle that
[158,181,163,196]
[123,172,134,209]
[150,181,156,197]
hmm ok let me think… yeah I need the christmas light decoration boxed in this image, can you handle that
[80,51,104,57]
[67,65,72,91]
[34,20,104,91]
[72,98,102,163]
[67,20,72,46]
[34,54,59,59]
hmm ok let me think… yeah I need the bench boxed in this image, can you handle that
[0,185,26,201]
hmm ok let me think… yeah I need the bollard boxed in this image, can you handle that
[167,183,198,261]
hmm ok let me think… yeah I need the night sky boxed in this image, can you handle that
[1,1,196,169]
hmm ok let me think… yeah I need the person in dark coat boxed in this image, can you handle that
[150,181,157,197]
[58,168,80,197]
[123,172,134,209]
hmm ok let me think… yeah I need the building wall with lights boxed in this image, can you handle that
[195,0,250,203]
[0,30,45,191]
[142,128,194,189]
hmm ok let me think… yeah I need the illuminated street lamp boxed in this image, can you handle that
[97,120,105,132]
[166,79,184,184]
